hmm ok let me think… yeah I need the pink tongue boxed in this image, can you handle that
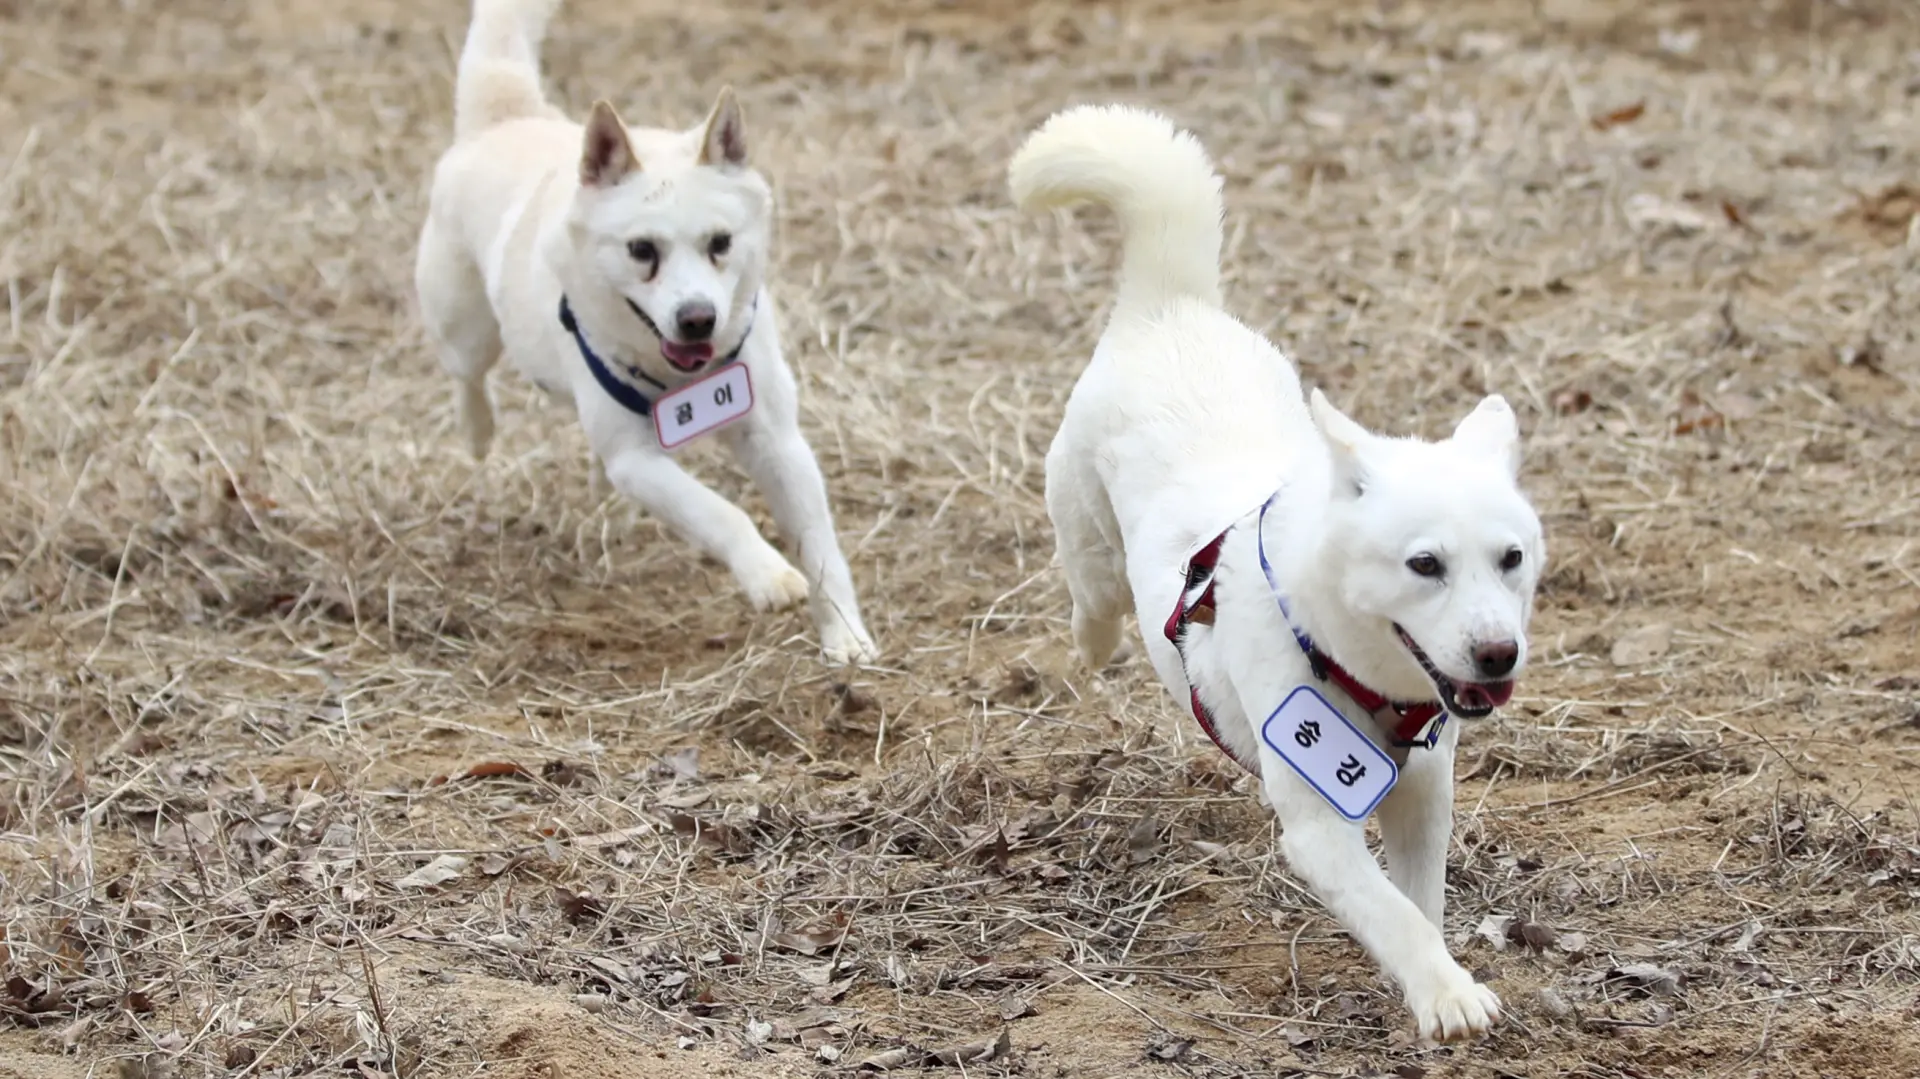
[1458,681,1516,711]
[661,341,714,370]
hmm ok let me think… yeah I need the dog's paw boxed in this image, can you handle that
[738,559,810,612]
[1407,968,1501,1044]
[819,622,878,666]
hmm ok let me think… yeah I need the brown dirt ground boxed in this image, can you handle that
[3,0,1919,1076]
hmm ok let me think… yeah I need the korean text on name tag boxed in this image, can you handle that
[1259,685,1398,821]
[656,364,754,450]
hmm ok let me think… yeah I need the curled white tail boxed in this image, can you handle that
[454,0,563,139]
[1008,105,1225,311]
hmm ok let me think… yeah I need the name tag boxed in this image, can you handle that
[655,364,754,450]
[1259,686,1397,821]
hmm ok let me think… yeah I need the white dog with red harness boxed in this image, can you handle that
[1010,105,1545,1043]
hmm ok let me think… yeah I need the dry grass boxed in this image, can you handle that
[3,0,1920,1076]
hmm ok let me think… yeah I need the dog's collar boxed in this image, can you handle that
[557,294,757,418]
[1254,494,1448,751]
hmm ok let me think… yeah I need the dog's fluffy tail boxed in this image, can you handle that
[1008,105,1224,312]
[454,0,562,140]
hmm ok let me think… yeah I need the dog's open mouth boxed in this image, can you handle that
[1393,625,1514,719]
[660,341,714,372]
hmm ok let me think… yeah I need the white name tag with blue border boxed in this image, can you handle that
[1260,685,1397,821]
[656,364,754,451]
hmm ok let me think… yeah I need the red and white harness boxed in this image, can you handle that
[1163,522,1449,774]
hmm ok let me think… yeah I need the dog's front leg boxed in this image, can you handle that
[724,421,877,664]
[1267,778,1499,1043]
[599,444,809,613]
[1376,732,1457,928]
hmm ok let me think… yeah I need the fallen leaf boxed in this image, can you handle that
[222,1045,256,1069]
[659,747,701,781]
[856,1047,918,1070]
[807,977,854,1005]
[1608,962,1683,996]
[479,852,516,877]
[830,682,877,714]
[1610,623,1674,668]
[462,761,533,780]
[1475,914,1515,952]
[979,827,1012,876]
[798,1024,844,1048]
[555,889,606,924]
[999,996,1037,1021]
[1147,1036,1193,1062]
[587,956,631,983]
[1506,917,1560,951]
[1535,987,1574,1017]
[744,1019,774,1046]
[392,854,467,890]
[1126,816,1165,866]
[1592,101,1646,131]
[770,916,850,956]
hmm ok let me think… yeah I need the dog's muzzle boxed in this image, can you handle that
[1393,625,1515,718]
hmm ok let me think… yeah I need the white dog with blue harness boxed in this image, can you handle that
[414,0,876,664]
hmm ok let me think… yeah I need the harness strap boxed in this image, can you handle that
[1164,531,1262,773]
[1166,508,1451,774]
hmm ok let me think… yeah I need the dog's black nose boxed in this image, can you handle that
[1472,640,1519,679]
[676,302,717,342]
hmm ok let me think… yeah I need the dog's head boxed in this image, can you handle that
[1308,389,1545,719]
[566,88,771,375]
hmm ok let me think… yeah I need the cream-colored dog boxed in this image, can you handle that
[414,0,876,664]
[1011,105,1545,1042]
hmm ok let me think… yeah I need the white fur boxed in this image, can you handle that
[1011,105,1546,1042]
[416,0,876,664]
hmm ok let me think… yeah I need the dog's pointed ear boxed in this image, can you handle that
[1309,388,1372,498]
[580,100,639,188]
[698,86,747,168]
[1452,394,1521,478]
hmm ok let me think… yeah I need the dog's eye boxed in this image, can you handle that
[1406,553,1445,579]
[627,239,658,263]
[1499,547,1524,572]
[708,233,732,259]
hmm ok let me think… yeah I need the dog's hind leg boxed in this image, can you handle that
[415,218,502,460]
[1047,454,1127,669]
